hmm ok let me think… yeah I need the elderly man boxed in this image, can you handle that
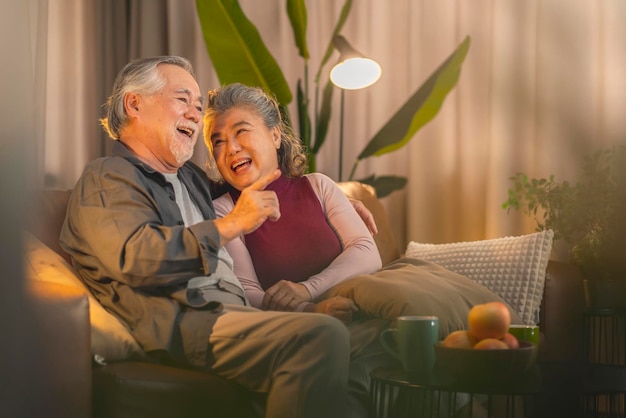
[60,56,352,418]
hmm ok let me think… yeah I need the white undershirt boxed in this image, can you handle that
[162,173,204,227]
[163,173,247,305]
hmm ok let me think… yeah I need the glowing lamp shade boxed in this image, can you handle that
[330,36,382,90]
[330,58,382,90]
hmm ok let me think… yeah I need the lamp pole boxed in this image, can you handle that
[338,89,345,182]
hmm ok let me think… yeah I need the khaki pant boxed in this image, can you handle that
[200,305,394,418]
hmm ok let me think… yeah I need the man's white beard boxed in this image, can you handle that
[171,139,195,165]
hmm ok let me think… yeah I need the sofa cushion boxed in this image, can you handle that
[24,231,144,362]
[26,189,73,263]
[322,257,523,340]
[405,230,554,325]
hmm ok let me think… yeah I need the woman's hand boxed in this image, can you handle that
[348,198,378,235]
[262,280,312,311]
[307,296,358,324]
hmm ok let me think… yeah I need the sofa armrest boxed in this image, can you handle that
[27,281,92,418]
[337,181,400,265]
[538,260,586,362]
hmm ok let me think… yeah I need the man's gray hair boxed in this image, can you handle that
[101,56,195,140]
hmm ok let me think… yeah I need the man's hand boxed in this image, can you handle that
[349,198,378,235]
[305,296,358,324]
[262,280,312,311]
[214,169,281,245]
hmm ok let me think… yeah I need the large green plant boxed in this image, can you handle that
[196,0,469,197]
[503,147,626,280]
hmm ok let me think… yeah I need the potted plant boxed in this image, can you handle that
[502,146,626,309]
[195,0,470,197]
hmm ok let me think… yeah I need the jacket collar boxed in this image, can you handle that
[112,140,161,175]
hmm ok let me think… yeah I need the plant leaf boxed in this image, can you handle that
[296,80,311,149]
[357,36,471,159]
[314,0,353,83]
[357,174,408,198]
[196,0,292,105]
[312,79,335,153]
[286,0,309,60]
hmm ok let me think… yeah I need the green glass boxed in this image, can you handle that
[508,325,540,346]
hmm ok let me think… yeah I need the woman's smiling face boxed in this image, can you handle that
[209,106,281,190]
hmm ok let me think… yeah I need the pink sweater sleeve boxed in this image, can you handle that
[303,173,382,300]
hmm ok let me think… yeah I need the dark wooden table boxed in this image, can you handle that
[370,362,626,418]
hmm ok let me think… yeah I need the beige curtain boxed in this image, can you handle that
[1,0,56,416]
[41,0,626,252]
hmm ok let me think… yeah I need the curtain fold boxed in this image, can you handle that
[40,0,626,253]
[2,1,52,416]
[45,0,98,186]
[31,0,49,189]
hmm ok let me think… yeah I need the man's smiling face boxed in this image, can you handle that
[135,64,204,171]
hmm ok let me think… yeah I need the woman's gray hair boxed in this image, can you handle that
[203,83,307,182]
[100,56,195,140]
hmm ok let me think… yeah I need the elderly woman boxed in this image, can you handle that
[203,83,382,321]
[202,83,522,331]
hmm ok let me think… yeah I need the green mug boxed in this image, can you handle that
[380,315,439,378]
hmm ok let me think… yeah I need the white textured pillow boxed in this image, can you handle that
[23,232,144,362]
[405,230,554,325]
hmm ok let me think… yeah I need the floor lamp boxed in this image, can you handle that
[329,35,382,181]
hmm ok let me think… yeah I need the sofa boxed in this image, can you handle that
[23,182,587,418]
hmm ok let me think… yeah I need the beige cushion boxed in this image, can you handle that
[323,257,523,340]
[23,231,144,362]
[405,230,554,325]
[337,181,400,266]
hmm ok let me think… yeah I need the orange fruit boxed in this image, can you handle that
[468,302,511,341]
[500,332,520,349]
[474,338,509,350]
[442,330,478,348]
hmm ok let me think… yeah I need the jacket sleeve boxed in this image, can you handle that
[60,160,222,288]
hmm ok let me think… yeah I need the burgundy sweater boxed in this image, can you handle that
[228,175,342,290]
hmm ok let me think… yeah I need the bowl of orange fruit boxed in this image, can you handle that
[435,301,537,381]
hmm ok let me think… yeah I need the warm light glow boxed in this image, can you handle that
[330,57,382,90]
[330,35,382,90]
